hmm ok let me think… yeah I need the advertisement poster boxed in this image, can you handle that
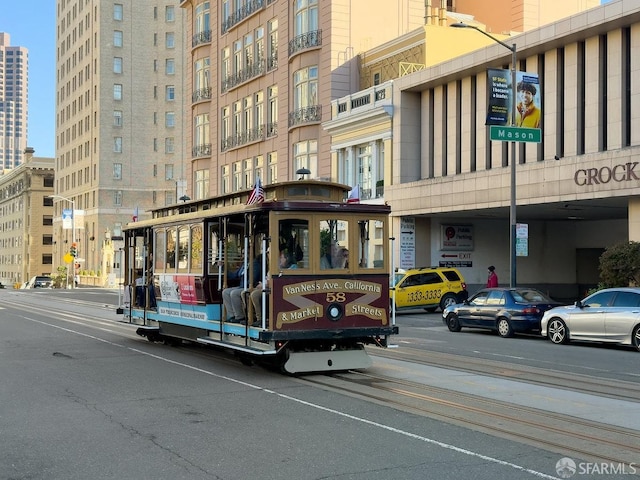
[486,69,541,129]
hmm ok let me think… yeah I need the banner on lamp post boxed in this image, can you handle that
[486,69,541,129]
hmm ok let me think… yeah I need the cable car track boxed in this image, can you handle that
[371,346,640,402]
[295,354,640,468]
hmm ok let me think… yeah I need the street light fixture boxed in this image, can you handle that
[49,194,76,289]
[451,22,518,287]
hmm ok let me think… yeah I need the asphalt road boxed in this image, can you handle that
[1,288,637,480]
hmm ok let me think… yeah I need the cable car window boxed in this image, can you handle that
[154,229,165,272]
[320,218,349,269]
[357,218,384,269]
[166,227,177,271]
[177,226,189,273]
[190,224,203,272]
[278,218,308,269]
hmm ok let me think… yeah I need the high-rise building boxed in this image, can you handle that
[0,33,29,173]
[54,1,186,276]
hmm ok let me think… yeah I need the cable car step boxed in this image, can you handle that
[196,336,277,356]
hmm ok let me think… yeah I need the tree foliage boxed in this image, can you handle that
[599,241,640,288]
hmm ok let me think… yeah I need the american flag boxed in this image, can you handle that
[247,177,264,205]
[347,184,360,204]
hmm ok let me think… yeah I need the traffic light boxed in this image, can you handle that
[70,242,77,257]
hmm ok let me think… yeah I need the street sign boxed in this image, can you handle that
[490,125,541,143]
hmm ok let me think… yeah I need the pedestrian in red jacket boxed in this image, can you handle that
[486,266,498,288]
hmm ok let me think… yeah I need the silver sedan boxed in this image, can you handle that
[541,287,640,351]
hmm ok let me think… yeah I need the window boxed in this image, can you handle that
[268,18,278,70]
[244,32,253,71]
[294,66,318,110]
[222,165,230,194]
[113,110,122,126]
[195,2,210,36]
[165,137,174,153]
[114,190,123,206]
[585,291,616,308]
[195,169,209,200]
[268,152,277,184]
[293,140,317,179]
[165,32,175,49]
[114,137,122,153]
[113,57,123,74]
[267,85,277,137]
[165,5,175,22]
[166,85,175,101]
[113,31,123,47]
[613,292,640,307]
[320,218,349,270]
[113,163,122,179]
[294,0,318,36]
[195,113,210,148]
[165,164,174,180]
[114,4,123,21]
[279,218,309,269]
[221,47,230,84]
[166,59,175,75]
[165,112,175,128]
[194,57,210,92]
[113,84,122,100]
[221,106,230,146]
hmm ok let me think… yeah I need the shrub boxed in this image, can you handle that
[599,241,640,288]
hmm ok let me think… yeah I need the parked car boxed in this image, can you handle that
[443,287,562,337]
[391,267,468,312]
[22,276,53,289]
[541,287,640,351]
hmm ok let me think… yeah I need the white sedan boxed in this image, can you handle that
[541,287,640,351]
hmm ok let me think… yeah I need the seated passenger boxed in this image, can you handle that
[320,242,338,269]
[223,253,263,323]
[250,249,293,327]
[336,248,349,269]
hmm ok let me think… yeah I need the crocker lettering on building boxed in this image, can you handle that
[574,162,639,186]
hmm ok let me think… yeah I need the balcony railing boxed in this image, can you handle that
[221,0,265,34]
[192,143,212,157]
[266,53,278,72]
[192,30,212,48]
[288,29,322,57]
[221,59,266,92]
[266,122,277,138]
[192,87,212,103]
[288,105,322,128]
[221,125,266,152]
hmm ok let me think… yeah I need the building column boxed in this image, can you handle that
[629,198,640,242]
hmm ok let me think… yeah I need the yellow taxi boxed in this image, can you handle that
[391,267,468,312]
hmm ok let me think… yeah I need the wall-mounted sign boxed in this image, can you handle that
[399,217,415,270]
[441,225,473,251]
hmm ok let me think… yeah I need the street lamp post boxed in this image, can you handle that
[49,195,76,289]
[451,23,518,287]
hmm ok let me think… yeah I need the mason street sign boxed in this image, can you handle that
[490,125,541,143]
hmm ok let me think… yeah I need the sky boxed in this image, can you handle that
[0,0,616,160]
[0,1,56,158]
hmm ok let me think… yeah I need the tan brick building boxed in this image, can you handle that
[0,148,54,286]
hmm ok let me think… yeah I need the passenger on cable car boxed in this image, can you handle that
[222,251,262,324]
[250,248,295,327]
